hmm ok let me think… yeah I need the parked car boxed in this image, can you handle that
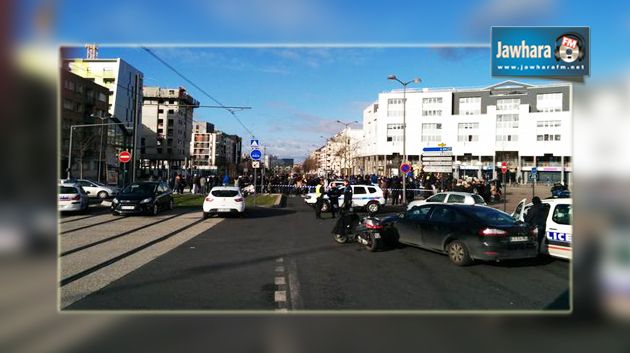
[61,179,119,199]
[203,186,246,218]
[407,191,486,210]
[304,184,385,213]
[511,198,572,260]
[111,181,173,216]
[550,183,571,198]
[394,204,538,266]
[58,184,89,213]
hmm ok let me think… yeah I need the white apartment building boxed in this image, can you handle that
[140,87,199,175]
[355,81,572,184]
[64,58,144,181]
[316,127,363,176]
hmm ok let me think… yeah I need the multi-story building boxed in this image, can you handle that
[354,80,572,184]
[189,121,216,172]
[60,69,117,181]
[64,58,143,184]
[213,131,242,177]
[140,87,199,177]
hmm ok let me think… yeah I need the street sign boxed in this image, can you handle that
[423,146,452,152]
[252,161,260,169]
[250,149,262,161]
[422,156,453,161]
[531,167,538,175]
[400,163,411,174]
[118,151,131,164]
[250,139,259,148]
[422,166,453,173]
[501,161,507,174]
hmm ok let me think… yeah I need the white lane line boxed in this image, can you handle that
[274,277,286,285]
[275,266,285,273]
[274,257,289,311]
[276,258,284,263]
[287,258,303,310]
[274,291,286,302]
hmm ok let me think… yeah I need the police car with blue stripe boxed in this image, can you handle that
[511,198,572,260]
[304,184,385,213]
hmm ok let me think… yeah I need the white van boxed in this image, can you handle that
[304,184,386,213]
[512,198,572,260]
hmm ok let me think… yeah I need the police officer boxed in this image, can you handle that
[314,179,325,219]
[524,196,549,255]
[341,180,353,214]
[327,184,341,218]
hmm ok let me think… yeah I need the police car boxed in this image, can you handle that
[303,184,386,213]
[511,198,572,260]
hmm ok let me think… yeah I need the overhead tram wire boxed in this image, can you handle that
[140,47,255,138]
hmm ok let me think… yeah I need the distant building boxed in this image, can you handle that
[189,121,216,172]
[140,87,199,178]
[214,131,242,177]
[64,58,143,184]
[60,69,117,181]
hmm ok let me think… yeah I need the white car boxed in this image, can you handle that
[61,179,119,199]
[304,184,385,213]
[511,198,572,260]
[407,191,486,210]
[58,184,89,212]
[203,186,245,218]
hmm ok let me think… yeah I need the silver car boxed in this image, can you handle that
[62,179,119,199]
[407,191,486,210]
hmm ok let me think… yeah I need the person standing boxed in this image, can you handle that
[314,179,325,219]
[327,184,341,219]
[200,175,207,194]
[223,174,230,186]
[341,180,353,214]
[524,196,550,255]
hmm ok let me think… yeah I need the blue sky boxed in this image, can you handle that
[21,0,630,159]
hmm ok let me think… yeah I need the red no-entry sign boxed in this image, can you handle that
[501,161,507,174]
[118,151,132,163]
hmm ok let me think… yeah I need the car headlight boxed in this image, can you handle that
[140,197,153,204]
[112,198,119,204]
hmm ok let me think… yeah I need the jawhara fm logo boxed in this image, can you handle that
[554,33,585,64]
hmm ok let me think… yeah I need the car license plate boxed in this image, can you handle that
[121,206,135,210]
[219,208,230,212]
[510,236,528,242]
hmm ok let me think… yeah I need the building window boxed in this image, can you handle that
[457,122,479,142]
[103,78,115,84]
[387,98,404,117]
[386,123,404,143]
[459,96,481,115]
[63,80,75,91]
[422,97,442,104]
[76,84,84,93]
[496,114,519,129]
[422,109,442,116]
[536,134,562,141]
[496,135,518,142]
[537,93,563,112]
[496,98,520,111]
[167,109,174,115]
[421,123,442,142]
[63,99,74,111]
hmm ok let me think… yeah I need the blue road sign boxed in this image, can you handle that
[250,139,259,148]
[423,146,452,152]
[400,163,411,174]
[531,167,537,175]
[250,149,262,160]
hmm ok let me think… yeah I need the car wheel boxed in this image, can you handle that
[202,212,210,219]
[448,240,473,266]
[366,202,380,214]
[97,191,108,199]
[152,203,159,216]
[334,233,348,244]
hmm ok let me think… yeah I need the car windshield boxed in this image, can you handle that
[59,186,77,194]
[468,207,517,226]
[121,183,156,195]
[211,190,239,197]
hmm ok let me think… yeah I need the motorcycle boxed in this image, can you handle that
[332,211,396,251]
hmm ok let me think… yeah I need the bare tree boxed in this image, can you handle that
[75,128,98,179]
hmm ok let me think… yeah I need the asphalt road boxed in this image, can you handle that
[63,196,569,311]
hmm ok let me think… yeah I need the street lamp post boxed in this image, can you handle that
[66,122,130,180]
[335,120,358,177]
[94,113,111,183]
[387,74,421,204]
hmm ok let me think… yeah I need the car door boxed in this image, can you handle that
[78,180,96,197]
[397,205,432,246]
[423,205,466,250]
[352,186,367,207]
[546,202,572,259]
[511,198,528,222]
[446,193,466,204]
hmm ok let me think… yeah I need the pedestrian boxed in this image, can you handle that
[524,196,550,255]
[327,184,341,218]
[174,174,181,194]
[341,179,353,214]
[314,179,325,219]
[223,174,230,186]
[200,175,207,194]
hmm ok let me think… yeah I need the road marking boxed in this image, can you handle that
[274,277,286,285]
[274,257,290,311]
[275,266,284,273]
[287,258,303,310]
[274,291,286,302]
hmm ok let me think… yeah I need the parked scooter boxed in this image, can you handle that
[331,209,396,251]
